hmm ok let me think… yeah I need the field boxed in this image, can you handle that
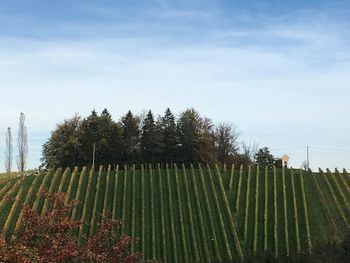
[1,165,350,262]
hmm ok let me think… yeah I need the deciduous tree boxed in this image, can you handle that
[4,127,13,173]
[17,113,28,172]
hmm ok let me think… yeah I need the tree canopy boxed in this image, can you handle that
[254,147,282,168]
[42,108,244,168]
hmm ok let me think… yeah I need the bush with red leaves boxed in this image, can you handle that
[0,190,141,263]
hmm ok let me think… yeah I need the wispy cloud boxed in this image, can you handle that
[0,1,350,171]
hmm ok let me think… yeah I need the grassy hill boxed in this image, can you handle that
[0,165,350,262]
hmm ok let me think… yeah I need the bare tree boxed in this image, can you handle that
[17,113,28,172]
[214,123,240,164]
[241,139,259,164]
[4,127,13,173]
[301,160,308,171]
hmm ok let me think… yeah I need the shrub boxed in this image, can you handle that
[0,190,140,263]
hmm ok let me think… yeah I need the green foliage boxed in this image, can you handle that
[141,111,163,163]
[121,111,140,163]
[162,108,177,163]
[80,109,123,166]
[2,166,350,262]
[42,108,253,169]
[254,147,275,169]
[42,110,123,168]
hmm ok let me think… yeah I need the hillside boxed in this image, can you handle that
[1,165,350,262]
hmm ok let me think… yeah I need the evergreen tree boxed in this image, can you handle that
[141,110,163,163]
[141,110,155,162]
[177,109,202,164]
[121,111,140,163]
[162,108,178,163]
[254,147,275,168]
[79,110,100,165]
[154,116,165,162]
[95,109,123,166]
[41,107,246,168]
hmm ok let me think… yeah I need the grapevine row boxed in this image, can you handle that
[321,169,350,229]
[78,166,95,237]
[273,167,278,257]
[174,164,189,262]
[2,177,31,238]
[102,165,111,216]
[253,166,260,253]
[89,165,103,236]
[264,167,268,251]
[181,165,200,262]
[213,164,244,261]
[198,164,221,262]
[290,169,301,253]
[244,166,252,240]
[167,164,179,262]
[158,164,168,262]
[207,165,233,261]
[235,165,243,212]
[70,167,87,221]
[282,168,290,254]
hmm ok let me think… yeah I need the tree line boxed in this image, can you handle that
[42,108,260,169]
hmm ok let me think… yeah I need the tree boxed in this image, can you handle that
[0,190,140,262]
[141,110,156,162]
[301,160,308,171]
[4,127,13,173]
[42,114,82,168]
[121,111,140,163]
[17,113,28,172]
[141,110,163,163]
[79,109,123,166]
[177,109,203,164]
[199,117,217,163]
[42,110,124,169]
[162,108,178,163]
[214,123,239,164]
[176,109,220,164]
[254,147,275,168]
[274,158,283,168]
[242,140,258,164]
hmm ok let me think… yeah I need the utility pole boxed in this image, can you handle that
[306,146,310,171]
[92,142,96,168]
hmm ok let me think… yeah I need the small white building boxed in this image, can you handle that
[281,154,289,168]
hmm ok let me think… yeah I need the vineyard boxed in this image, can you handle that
[1,165,350,262]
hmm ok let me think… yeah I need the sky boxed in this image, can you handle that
[0,0,350,171]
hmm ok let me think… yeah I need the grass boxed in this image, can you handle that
[1,166,350,262]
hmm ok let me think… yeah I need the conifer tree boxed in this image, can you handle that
[141,110,156,162]
[177,108,202,164]
[141,110,164,163]
[121,110,140,163]
[162,108,177,163]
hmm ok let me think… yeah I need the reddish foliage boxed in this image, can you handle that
[0,190,140,263]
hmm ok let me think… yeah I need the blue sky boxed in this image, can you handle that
[1,0,350,171]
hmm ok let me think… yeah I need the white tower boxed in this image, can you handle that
[281,154,289,168]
